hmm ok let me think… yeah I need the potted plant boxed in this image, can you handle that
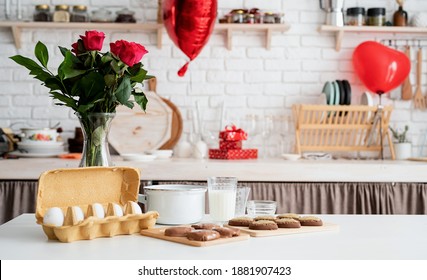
[389,125,412,160]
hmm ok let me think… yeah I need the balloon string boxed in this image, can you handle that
[178,62,190,77]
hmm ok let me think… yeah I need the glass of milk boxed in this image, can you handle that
[208,176,237,223]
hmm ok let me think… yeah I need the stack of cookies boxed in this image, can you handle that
[228,214,323,231]
[164,223,241,242]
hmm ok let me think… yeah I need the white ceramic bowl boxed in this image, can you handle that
[139,185,207,225]
[147,149,173,159]
[281,153,301,161]
[121,153,157,161]
[21,128,58,143]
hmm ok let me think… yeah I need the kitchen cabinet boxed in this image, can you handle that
[0,21,290,50]
[319,25,427,51]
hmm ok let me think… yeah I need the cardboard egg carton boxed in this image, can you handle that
[36,167,159,243]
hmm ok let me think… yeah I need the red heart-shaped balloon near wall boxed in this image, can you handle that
[163,0,217,76]
[352,41,411,94]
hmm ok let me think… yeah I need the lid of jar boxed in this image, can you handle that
[35,4,50,11]
[55,5,69,11]
[367,8,386,16]
[92,8,112,15]
[73,5,87,12]
[116,8,135,16]
[347,7,366,15]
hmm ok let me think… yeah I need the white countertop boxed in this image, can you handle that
[0,214,426,260]
[0,157,426,182]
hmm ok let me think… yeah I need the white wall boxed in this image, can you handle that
[1,0,427,158]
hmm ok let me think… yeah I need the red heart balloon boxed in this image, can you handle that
[163,0,217,76]
[352,41,411,94]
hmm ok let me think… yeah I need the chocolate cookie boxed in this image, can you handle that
[276,218,301,228]
[164,226,193,237]
[276,213,300,220]
[254,215,276,222]
[228,217,254,227]
[191,223,219,230]
[213,227,240,238]
[187,230,221,241]
[249,220,278,230]
[299,216,323,226]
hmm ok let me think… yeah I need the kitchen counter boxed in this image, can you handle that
[0,214,426,260]
[1,157,427,182]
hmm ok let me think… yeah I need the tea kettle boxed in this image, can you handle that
[319,0,345,26]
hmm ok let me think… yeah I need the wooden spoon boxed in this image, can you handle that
[401,45,413,100]
[413,47,426,109]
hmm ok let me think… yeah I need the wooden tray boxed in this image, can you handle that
[225,222,339,237]
[140,227,250,247]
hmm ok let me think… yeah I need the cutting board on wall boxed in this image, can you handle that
[109,91,173,154]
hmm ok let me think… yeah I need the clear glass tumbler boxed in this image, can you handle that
[207,177,237,223]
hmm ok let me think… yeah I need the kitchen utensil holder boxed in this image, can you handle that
[292,105,395,159]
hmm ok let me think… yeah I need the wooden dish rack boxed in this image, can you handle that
[292,105,395,159]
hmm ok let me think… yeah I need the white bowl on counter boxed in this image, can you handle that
[20,128,58,143]
[281,153,301,161]
[146,149,173,159]
[121,153,157,161]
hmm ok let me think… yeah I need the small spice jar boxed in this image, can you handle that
[233,10,246,23]
[91,8,113,23]
[246,13,255,24]
[274,12,285,24]
[33,4,51,22]
[115,8,137,23]
[346,7,365,26]
[263,12,276,24]
[53,4,70,22]
[367,8,386,26]
[70,5,89,22]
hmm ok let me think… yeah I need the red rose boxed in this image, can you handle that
[110,40,148,67]
[71,42,79,54]
[80,30,105,51]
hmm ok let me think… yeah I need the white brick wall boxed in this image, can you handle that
[0,0,426,157]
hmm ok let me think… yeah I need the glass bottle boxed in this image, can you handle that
[53,4,70,22]
[33,4,51,22]
[393,5,408,26]
[71,5,89,22]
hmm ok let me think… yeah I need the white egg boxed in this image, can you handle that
[129,201,142,214]
[72,206,85,223]
[113,203,124,217]
[43,207,64,227]
[92,203,105,218]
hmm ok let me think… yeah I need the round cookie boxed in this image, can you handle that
[228,217,254,227]
[213,227,240,238]
[164,226,193,237]
[276,213,300,220]
[191,223,219,230]
[249,220,278,230]
[276,218,301,228]
[254,215,276,222]
[299,216,323,226]
[187,230,221,241]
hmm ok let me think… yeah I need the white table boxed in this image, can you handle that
[0,214,426,260]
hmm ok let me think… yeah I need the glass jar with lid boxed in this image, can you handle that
[91,8,113,23]
[367,8,386,26]
[232,10,246,23]
[346,7,366,26]
[53,4,70,22]
[71,5,89,22]
[115,8,136,23]
[263,12,276,24]
[33,4,51,22]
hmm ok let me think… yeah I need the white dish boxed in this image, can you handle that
[17,141,64,147]
[360,91,374,120]
[9,151,63,158]
[281,153,301,161]
[121,153,157,161]
[147,149,173,159]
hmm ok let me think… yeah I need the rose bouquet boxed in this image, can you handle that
[10,30,151,166]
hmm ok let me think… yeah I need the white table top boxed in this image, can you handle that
[1,214,426,260]
[1,157,427,182]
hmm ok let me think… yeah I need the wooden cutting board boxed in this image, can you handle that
[109,91,173,154]
[140,227,250,247]
[225,222,339,237]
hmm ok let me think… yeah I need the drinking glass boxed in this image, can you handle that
[235,186,250,217]
[207,177,237,223]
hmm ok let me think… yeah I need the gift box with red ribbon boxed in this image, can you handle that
[219,139,242,150]
[219,125,248,141]
[209,149,258,160]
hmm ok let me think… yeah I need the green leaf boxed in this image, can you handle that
[59,46,68,57]
[114,76,132,106]
[79,71,106,104]
[130,68,147,83]
[35,41,49,68]
[9,55,52,82]
[110,60,121,74]
[133,92,148,111]
[101,54,113,64]
[91,125,105,146]
[44,77,63,91]
[58,51,86,80]
[49,91,77,110]
[104,74,116,87]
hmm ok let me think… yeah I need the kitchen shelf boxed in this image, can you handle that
[319,25,427,51]
[0,21,163,49]
[0,21,290,50]
[215,23,291,50]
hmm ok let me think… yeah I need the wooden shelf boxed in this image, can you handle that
[215,23,291,50]
[0,21,163,49]
[0,21,290,50]
[319,25,427,51]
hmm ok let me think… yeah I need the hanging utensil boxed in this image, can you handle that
[401,45,413,100]
[413,47,426,109]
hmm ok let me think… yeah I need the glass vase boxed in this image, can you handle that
[77,112,115,167]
